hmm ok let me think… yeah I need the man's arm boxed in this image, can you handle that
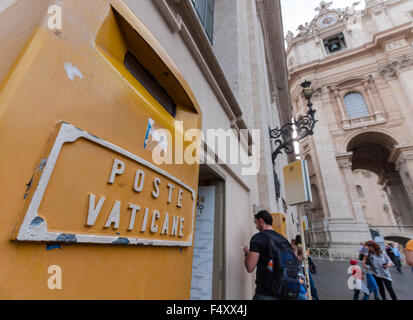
[244,236,262,273]
[244,251,259,273]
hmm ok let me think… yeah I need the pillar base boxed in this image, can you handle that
[308,218,372,259]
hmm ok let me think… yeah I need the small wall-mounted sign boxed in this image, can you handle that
[283,160,312,206]
[13,122,196,247]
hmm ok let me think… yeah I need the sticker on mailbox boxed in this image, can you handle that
[15,122,196,247]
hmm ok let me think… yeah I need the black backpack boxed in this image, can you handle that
[261,231,301,300]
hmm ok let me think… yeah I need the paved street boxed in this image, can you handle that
[311,260,413,300]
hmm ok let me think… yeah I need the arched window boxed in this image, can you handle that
[356,185,364,198]
[343,92,369,119]
[311,184,321,209]
[305,155,314,176]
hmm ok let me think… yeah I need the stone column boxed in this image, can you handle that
[312,89,354,221]
[380,55,413,136]
[382,190,398,227]
[336,152,368,223]
[367,77,386,121]
[383,176,413,226]
[390,145,413,219]
[309,87,371,256]
[397,68,413,121]
[332,88,349,128]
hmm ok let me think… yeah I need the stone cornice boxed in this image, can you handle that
[389,144,413,163]
[288,23,413,81]
[153,0,253,153]
[285,1,360,47]
[336,152,354,169]
[285,0,400,48]
[257,0,292,126]
[379,53,413,80]
[154,0,292,157]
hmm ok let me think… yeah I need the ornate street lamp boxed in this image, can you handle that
[269,80,318,162]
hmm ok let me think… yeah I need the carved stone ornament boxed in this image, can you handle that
[338,159,353,169]
[336,152,353,169]
[285,1,384,46]
[396,153,413,172]
[315,1,334,13]
[379,54,413,80]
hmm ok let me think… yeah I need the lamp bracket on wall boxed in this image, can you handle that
[269,81,318,162]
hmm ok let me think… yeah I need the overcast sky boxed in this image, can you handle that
[281,0,366,35]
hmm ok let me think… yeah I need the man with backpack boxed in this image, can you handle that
[243,210,301,300]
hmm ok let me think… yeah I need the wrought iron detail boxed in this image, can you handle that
[269,81,318,162]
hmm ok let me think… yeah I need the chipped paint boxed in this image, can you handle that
[64,61,84,82]
[16,122,196,247]
[23,159,47,199]
[143,118,168,155]
[56,233,77,242]
[23,177,34,199]
[46,243,62,250]
[30,216,44,227]
[25,177,33,191]
[38,159,47,171]
[143,118,154,149]
[112,238,129,245]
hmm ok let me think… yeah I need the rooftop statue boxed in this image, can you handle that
[315,1,333,13]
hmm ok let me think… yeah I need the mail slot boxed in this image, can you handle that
[0,0,201,299]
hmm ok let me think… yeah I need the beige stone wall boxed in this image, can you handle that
[0,0,17,13]
[124,0,292,299]
[351,170,397,226]
[286,0,413,253]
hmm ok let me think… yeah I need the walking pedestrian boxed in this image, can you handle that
[350,260,370,300]
[386,244,397,266]
[389,243,403,274]
[243,210,300,300]
[294,246,319,300]
[363,240,397,300]
[295,235,302,246]
[359,242,368,261]
[295,246,309,300]
[308,255,317,275]
[357,257,380,300]
[307,251,319,300]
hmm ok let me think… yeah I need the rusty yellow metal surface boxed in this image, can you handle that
[283,160,311,206]
[0,0,201,299]
[271,213,287,238]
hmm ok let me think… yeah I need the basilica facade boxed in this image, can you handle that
[286,0,413,256]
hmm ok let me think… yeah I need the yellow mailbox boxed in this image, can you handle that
[0,0,201,299]
[271,213,287,238]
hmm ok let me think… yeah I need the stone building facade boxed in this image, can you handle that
[0,0,293,299]
[286,0,413,256]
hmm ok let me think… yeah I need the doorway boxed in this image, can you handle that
[190,164,226,300]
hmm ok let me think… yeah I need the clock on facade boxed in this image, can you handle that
[318,14,339,28]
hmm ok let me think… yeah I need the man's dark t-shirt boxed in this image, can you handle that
[249,230,280,296]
